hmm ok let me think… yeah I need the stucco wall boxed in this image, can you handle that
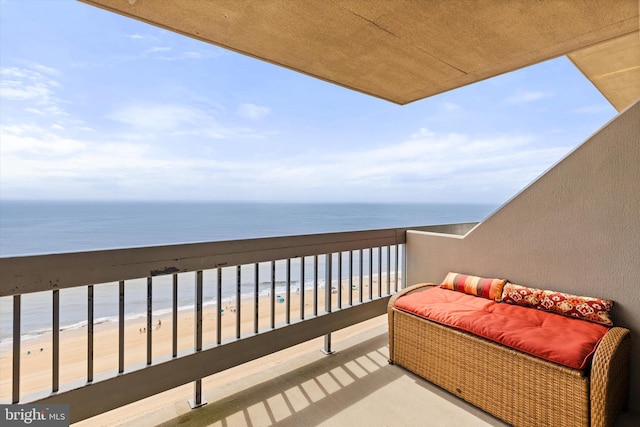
[406,100,640,412]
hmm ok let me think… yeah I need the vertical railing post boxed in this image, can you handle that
[348,251,353,306]
[270,261,276,329]
[172,274,178,358]
[368,248,373,300]
[52,289,59,392]
[377,247,382,297]
[402,243,407,289]
[118,281,125,374]
[386,245,391,295]
[254,263,259,333]
[88,284,94,383]
[189,270,207,409]
[313,255,319,316]
[146,277,152,366]
[12,295,21,403]
[216,268,222,345]
[322,253,334,355]
[358,249,364,303]
[236,265,242,339]
[300,257,305,320]
[196,272,203,349]
[285,259,291,324]
[337,252,342,309]
[394,244,399,292]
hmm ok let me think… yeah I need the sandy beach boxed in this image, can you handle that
[0,277,392,413]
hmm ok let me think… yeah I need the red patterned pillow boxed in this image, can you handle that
[500,282,543,307]
[501,283,614,326]
[538,289,613,326]
[440,272,506,301]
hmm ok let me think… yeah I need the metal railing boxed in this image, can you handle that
[0,223,475,423]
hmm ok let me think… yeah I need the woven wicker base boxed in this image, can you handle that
[390,308,590,427]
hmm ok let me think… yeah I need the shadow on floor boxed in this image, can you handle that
[156,333,506,427]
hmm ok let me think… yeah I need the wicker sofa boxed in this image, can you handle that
[388,279,631,427]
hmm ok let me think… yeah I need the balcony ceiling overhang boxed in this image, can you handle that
[80,0,639,110]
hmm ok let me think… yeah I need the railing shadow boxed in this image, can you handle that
[155,334,393,427]
[156,333,506,427]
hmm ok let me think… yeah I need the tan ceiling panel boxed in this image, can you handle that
[80,0,638,106]
[569,32,640,112]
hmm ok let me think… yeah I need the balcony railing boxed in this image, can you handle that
[0,223,476,423]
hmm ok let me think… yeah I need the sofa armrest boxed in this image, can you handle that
[387,283,437,363]
[590,326,631,427]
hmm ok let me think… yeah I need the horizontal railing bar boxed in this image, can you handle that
[27,297,390,423]
[0,224,476,296]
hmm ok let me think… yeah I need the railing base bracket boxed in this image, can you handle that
[188,398,208,409]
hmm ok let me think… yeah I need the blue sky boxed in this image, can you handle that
[0,0,618,204]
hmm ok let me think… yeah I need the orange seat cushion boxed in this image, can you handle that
[394,286,609,370]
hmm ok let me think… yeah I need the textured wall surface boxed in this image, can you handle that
[407,100,640,412]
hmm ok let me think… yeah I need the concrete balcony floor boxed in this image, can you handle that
[76,316,638,427]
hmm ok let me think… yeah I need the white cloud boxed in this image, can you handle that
[183,51,203,59]
[245,130,572,202]
[108,103,250,139]
[0,65,67,118]
[505,90,552,104]
[0,67,58,101]
[28,62,60,76]
[108,103,205,131]
[0,118,573,203]
[107,102,269,139]
[126,34,158,41]
[0,125,87,156]
[573,105,613,114]
[213,133,564,200]
[70,60,105,69]
[146,46,171,53]
[117,32,222,62]
[442,102,462,112]
[237,103,271,119]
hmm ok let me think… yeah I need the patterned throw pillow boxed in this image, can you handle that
[501,283,614,326]
[440,272,507,301]
[500,282,544,307]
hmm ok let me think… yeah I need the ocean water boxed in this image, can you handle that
[0,201,497,344]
